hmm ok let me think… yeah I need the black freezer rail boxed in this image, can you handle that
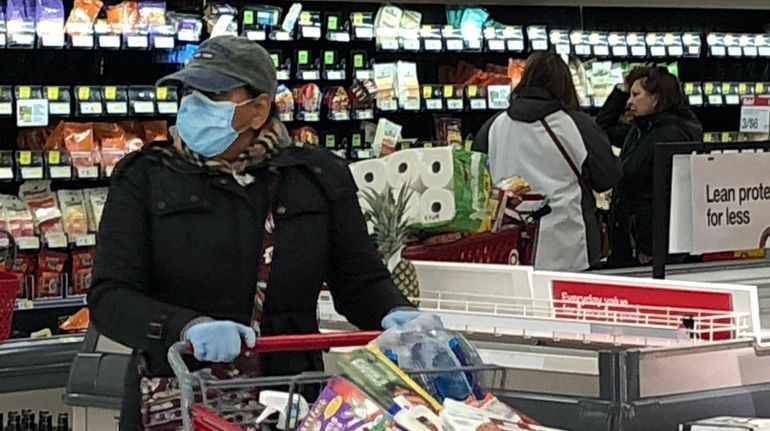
[0,335,84,393]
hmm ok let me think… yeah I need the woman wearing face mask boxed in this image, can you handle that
[597,66,702,268]
[88,36,426,430]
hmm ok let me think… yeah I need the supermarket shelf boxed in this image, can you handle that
[0,334,84,393]
[15,297,87,312]
[302,0,770,9]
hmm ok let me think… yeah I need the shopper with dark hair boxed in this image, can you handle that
[88,36,425,430]
[473,52,621,271]
[598,66,703,267]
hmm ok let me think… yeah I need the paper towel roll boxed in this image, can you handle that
[419,188,456,224]
[420,147,455,189]
[385,149,426,192]
[391,189,422,224]
[350,159,388,193]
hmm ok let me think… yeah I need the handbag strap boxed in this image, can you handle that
[251,175,280,330]
[540,119,591,194]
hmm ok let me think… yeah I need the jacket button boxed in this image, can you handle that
[219,179,228,185]
[157,201,166,210]
[276,206,287,215]
[189,195,200,203]
[313,167,323,174]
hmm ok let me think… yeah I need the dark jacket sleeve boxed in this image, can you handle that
[596,87,632,147]
[568,111,623,193]
[89,154,203,365]
[311,153,412,330]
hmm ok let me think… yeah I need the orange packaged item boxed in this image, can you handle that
[35,251,68,299]
[59,307,90,332]
[70,248,95,296]
[10,252,36,299]
[94,122,127,150]
[57,190,89,238]
[107,1,140,33]
[63,122,95,151]
[20,181,64,239]
[66,0,104,34]
[119,121,147,151]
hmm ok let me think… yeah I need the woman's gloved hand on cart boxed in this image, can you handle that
[382,308,444,330]
[183,318,257,363]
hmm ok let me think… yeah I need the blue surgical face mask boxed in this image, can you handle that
[176,90,256,158]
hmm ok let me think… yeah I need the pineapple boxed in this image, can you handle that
[360,184,420,305]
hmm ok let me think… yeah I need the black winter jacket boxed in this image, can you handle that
[597,88,703,265]
[88,143,411,429]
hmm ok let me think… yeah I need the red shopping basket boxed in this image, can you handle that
[0,230,21,342]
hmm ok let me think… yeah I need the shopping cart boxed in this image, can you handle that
[168,332,507,430]
[403,193,551,266]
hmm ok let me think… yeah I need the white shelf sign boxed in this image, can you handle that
[740,105,770,133]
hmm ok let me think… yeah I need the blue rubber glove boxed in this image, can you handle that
[185,320,257,363]
[382,309,443,330]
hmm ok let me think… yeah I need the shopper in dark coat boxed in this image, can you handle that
[598,66,702,268]
[89,37,418,430]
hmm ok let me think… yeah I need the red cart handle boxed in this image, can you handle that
[185,331,381,355]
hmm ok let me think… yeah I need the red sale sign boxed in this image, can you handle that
[552,280,734,340]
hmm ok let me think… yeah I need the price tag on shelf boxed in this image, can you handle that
[688,95,704,106]
[279,112,293,122]
[744,46,759,57]
[355,149,374,159]
[379,38,399,51]
[48,151,60,164]
[18,87,31,99]
[446,39,463,51]
[379,100,398,111]
[555,44,571,55]
[49,166,72,179]
[532,40,548,51]
[19,151,31,165]
[612,46,630,56]
[424,39,442,51]
[688,45,700,56]
[49,102,70,116]
[0,168,13,180]
[12,34,35,46]
[133,101,155,114]
[157,102,178,114]
[668,46,684,57]
[354,109,374,120]
[246,30,267,41]
[354,28,374,40]
[77,166,99,178]
[330,111,350,121]
[355,70,373,80]
[507,40,524,52]
[80,102,103,115]
[728,46,743,57]
[760,47,770,57]
[106,102,128,115]
[593,45,610,57]
[274,31,292,41]
[98,35,121,48]
[725,95,741,105]
[303,112,320,122]
[326,71,345,81]
[446,99,464,110]
[276,70,291,81]
[631,46,647,57]
[75,234,97,247]
[0,34,6,47]
[740,105,770,133]
[16,299,34,310]
[104,86,117,100]
[467,39,481,50]
[708,95,724,105]
[488,39,505,51]
[470,99,487,110]
[403,100,420,111]
[574,44,590,56]
[301,26,322,39]
[650,46,666,57]
[711,46,726,56]
[328,32,350,42]
[18,236,40,250]
[425,99,442,110]
[21,167,44,179]
[154,36,174,49]
[0,103,11,115]
[402,38,420,51]
[127,35,149,49]
[46,233,68,249]
[301,71,320,81]
[42,33,65,47]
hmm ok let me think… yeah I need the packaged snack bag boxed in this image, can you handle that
[20,181,64,239]
[338,345,443,431]
[84,187,108,231]
[297,376,398,431]
[70,247,95,295]
[35,250,67,299]
[57,189,88,238]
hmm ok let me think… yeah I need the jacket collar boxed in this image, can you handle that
[506,87,564,123]
[145,143,310,176]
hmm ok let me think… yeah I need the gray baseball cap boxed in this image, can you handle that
[157,36,277,98]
